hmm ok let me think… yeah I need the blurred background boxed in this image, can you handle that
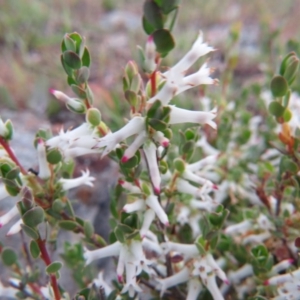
[0,0,300,120]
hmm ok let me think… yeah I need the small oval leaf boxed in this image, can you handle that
[63,51,82,70]
[153,29,175,55]
[46,261,62,274]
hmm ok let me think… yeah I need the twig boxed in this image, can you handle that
[37,238,61,300]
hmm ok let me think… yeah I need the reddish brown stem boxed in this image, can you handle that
[0,137,27,175]
[37,238,61,300]
[150,70,156,97]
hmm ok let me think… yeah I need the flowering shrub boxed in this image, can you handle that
[0,1,300,300]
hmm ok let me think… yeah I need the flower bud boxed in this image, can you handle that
[86,108,101,127]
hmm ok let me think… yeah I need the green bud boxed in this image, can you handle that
[125,60,139,83]
[4,119,13,140]
[86,108,101,127]
[159,160,168,174]
[173,158,185,174]
[52,199,65,213]
[130,73,142,93]
[268,101,285,118]
[279,52,296,76]
[283,55,299,86]
[270,75,288,97]
[141,182,151,196]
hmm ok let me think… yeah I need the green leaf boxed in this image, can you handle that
[279,156,298,175]
[63,51,82,70]
[125,90,138,107]
[153,29,175,55]
[61,55,73,77]
[143,0,164,29]
[67,76,77,86]
[20,224,39,240]
[270,75,288,97]
[142,16,156,35]
[161,0,180,13]
[47,148,62,164]
[84,221,94,239]
[81,47,91,67]
[6,167,20,180]
[59,220,78,231]
[71,85,87,99]
[173,158,185,173]
[148,119,167,131]
[86,84,94,105]
[46,261,63,274]
[63,34,76,52]
[22,207,45,228]
[114,226,125,243]
[30,240,40,259]
[4,120,14,140]
[69,32,83,54]
[52,199,65,213]
[1,247,17,266]
[121,156,139,169]
[268,101,285,118]
[195,236,206,255]
[147,100,162,118]
[283,108,292,122]
[76,66,90,84]
[86,108,101,126]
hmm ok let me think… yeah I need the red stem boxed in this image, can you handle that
[150,70,156,97]
[0,137,27,175]
[37,238,61,300]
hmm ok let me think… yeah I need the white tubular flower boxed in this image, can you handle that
[93,272,113,297]
[143,141,161,194]
[228,264,253,285]
[206,253,229,284]
[0,205,19,228]
[0,184,10,201]
[121,261,143,297]
[168,105,217,129]
[190,199,218,212]
[148,32,213,106]
[206,272,225,300]
[0,118,8,137]
[187,278,203,300]
[70,136,98,149]
[140,209,155,238]
[50,89,84,111]
[224,220,252,235]
[96,116,145,157]
[123,200,146,213]
[182,169,217,190]
[171,32,213,74]
[161,242,199,259]
[242,231,271,245]
[177,206,190,225]
[84,241,122,265]
[121,131,147,163]
[145,195,169,226]
[265,269,300,286]
[144,35,157,73]
[0,280,21,297]
[176,178,212,200]
[119,180,141,193]
[187,154,218,172]
[157,267,190,297]
[59,169,95,191]
[142,237,163,257]
[196,136,220,156]
[152,131,169,148]
[37,139,51,180]
[6,218,23,236]
[270,259,294,276]
[63,147,100,161]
